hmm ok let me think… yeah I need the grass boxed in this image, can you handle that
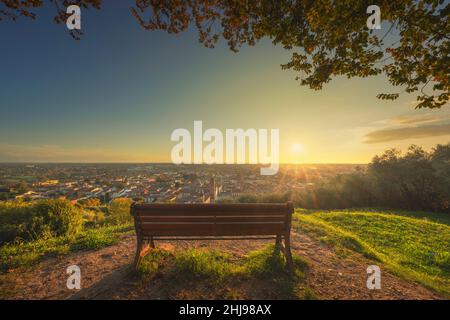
[138,244,310,298]
[0,224,133,272]
[175,249,238,280]
[139,245,309,279]
[303,287,319,300]
[293,209,450,296]
[137,247,174,275]
[139,248,239,281]
[323,207,450,226]
[243,244,309,298]
[244,244,308,280]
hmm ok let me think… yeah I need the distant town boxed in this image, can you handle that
[0,163,362,204]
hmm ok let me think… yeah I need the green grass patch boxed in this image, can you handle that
[174,249,239,280]
[244,244,308,280]
[293,209,450,296]
[243,244,308,297]
[137,248,174,276]
[138,248,239,281]
[302,287,319,300]
[323,208,450,226]
[139,245,309,280]
[0,224,133,272]
[138,244,309,298]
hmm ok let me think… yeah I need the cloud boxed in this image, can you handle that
[364,123,450,144]
[388,113,450,125]
[0,144,163,162]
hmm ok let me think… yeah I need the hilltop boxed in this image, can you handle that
[0,209,447,300]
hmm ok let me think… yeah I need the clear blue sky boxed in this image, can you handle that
[1,1,449,163]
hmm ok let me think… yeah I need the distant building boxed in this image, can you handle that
[209,176,222,203]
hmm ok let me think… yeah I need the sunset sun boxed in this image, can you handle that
[291,143,304,154]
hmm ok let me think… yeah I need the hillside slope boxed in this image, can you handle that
[294,209,450,296]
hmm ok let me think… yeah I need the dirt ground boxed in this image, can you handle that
[0,231,443,300]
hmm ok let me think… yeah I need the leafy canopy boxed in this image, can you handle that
[1,0,449,109]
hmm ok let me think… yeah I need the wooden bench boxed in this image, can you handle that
[131,202,295,271]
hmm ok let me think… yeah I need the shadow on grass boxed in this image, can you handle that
[133,244,312,300]
[68,244,317,300]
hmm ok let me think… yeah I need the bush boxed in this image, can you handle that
[292,143,450,213]
[237,192,291,204]
[0,201,33,243]
[32,199,83,238]
[77,198,101,207]
[0,199,83,244]
[108,198,133,224]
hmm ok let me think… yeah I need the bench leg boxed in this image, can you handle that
[133,236,151,270]
[275,235,281,250]
[149,236,155,249]
[283,234,294,272]
[133,236,143,269]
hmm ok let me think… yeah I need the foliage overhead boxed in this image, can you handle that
[1,0,449,108]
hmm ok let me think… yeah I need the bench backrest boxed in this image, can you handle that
[131,203,294,237]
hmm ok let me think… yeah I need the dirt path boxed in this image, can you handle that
[0,232,442,300]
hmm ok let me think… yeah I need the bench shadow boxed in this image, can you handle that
[67,265,141,300]
[68,244,309,300]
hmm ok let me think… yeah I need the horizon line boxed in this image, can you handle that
[0,161,368,165]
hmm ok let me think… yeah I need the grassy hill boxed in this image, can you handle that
[293,209,450,296]
[1,204,448,299]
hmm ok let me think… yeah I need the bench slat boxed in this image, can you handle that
[134,204,289,215]
[215,224,285,236]
[135,211,288,216]
[138,215,287,223]
[140,223,285,236]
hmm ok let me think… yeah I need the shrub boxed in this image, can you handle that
[0,201,33,243]
[292,143,450,213]
[82,208,106,228]
[95,211,106,224]
[237,192,291,204]
[0,199,83,244]
[32,199,84,238]
[108,198,133,224]
[78,198,101,207]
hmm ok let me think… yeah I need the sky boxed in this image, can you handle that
[1,1,449,164]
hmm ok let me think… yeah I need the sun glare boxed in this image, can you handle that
[291,143,304,154]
